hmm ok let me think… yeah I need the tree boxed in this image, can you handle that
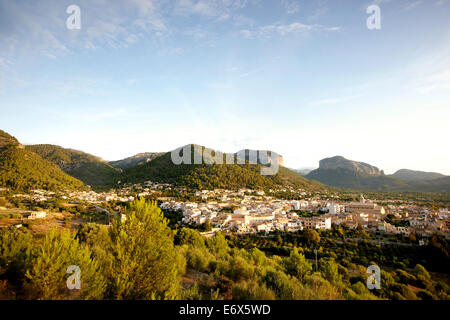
[76,223,114,282]
[108,199,180,299]
[207,232,229,257]
[0,227,33,297]
[198,220,212,232]
[320,258,342,284]
[25,229,105,299]
[175,227,206,248]
[284,248,312,281]
[304,229,321,246]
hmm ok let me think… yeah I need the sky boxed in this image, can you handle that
[0,0,450,174]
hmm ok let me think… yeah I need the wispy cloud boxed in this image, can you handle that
[309,94,363,106]
[0,0,167,57]
[240,21,340,39]
[173,0,255,20]
[308,3,328,22]
[371,0,393,4]
[281,0,300,14]
[239,67,263,78]
[404,43,450,94]
[404,0,423,10]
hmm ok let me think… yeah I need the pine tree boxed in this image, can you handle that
[25,229,106,299]
[108,199,180,299]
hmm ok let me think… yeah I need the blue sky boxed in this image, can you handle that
[1,0,450,174]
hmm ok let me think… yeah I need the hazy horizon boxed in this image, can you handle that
[6,136,447,176]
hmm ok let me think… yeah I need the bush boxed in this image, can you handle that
[232,280,276,300]
[263,269,303,300]
[417,289,436,300]
[413,264,430,279]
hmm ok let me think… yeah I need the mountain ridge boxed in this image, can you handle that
[389,169,446,182]
[26,144,120,189]
[306,155,449,193]
[121,144,325,192]
[2,129,449,194]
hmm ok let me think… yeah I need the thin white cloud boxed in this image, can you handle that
[240,21,340,39]
[281,0,300,14]
[0,0,167,57]
[158,47,185,56]
[309,94,363,106]
[239,67,263,78]
[404,42,450,94]
[308,0,328,21]
[404,0,423,10]
[371,0,393,4]
[173,0,253,19]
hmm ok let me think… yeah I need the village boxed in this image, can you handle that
[161,191,450,240]
[1,183,449,241]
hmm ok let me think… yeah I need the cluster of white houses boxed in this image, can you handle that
[161,194,450,238]
[9,181,175,204]
[5,185,449,239]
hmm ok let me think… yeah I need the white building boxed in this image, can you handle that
[27,211,46,220]
[327,203,344,215]
[299,216,331,230]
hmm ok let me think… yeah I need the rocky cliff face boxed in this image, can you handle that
[318,156,383,176]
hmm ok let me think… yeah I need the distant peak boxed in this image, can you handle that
[318,155,383,176]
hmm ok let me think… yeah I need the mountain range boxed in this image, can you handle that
[121,144,322,191]
[0,129,449,194]
[306,156,450,193]
[0,130,325,192]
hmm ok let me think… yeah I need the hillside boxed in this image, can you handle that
[294,168,315,176]
[390,169,446,182]
[26,144,121,189]
[109,152,164,170]
[306,167,408,191]
[0,129,19,149]
[407,176,450,193]
[122,144,325,192]
[306,156,450,193]
[0,146,85,192]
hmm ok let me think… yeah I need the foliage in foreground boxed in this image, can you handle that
[0,199,449,300]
